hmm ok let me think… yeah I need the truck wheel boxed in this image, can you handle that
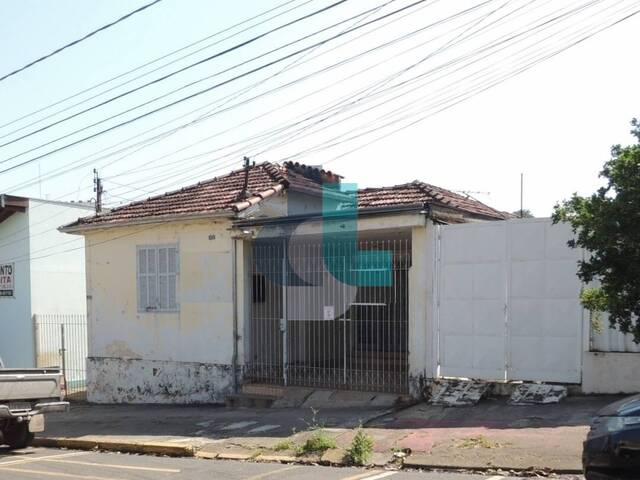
[5,423,34,449]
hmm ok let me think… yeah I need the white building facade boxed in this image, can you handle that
[0,195,92,367]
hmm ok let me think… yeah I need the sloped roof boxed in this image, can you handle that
[63,162,507,230]
[357,181,510,220]
[64,162,340,229]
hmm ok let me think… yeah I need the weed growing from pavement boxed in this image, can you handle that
[294,407,337,455]
[347,428,374,466]
[456,435,509,449]
[273,440,294,451]
[297,430,337,455]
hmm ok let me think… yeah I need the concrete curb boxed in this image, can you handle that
[402,456,583,475]
[34,437,583,474]
[33,437,195,457]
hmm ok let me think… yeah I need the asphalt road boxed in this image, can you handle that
[0,447,584,480]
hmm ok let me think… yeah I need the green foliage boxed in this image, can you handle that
[273,439,294,452]
[297,429,337,455]
[347,428,374,466]
[553,118,640,342]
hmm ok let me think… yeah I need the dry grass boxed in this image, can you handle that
[455,435,510,449]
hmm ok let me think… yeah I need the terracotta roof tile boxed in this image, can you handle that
[357,181,510,219]
[65,162,507,229]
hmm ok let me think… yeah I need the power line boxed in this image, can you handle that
[87,0,640,199]
[0,0,164,83]
[13,0,589,196]
[0,0,632,201]
[0,0,307,133]
[0,0,428,175]
[106,0,594,190]
[133,0,628,194]
[3,2,638,261]
[3,0,438,193]
[0,0,350,152]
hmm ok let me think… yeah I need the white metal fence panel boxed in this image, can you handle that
[438,222,507,380]
[591,312,640,353]
[507,220,583,383]
[437,218,584,384]
[34,313,88,400]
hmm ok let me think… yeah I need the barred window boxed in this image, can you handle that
[137,245,179,312]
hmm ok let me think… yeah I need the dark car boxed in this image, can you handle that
[583,394,640,479]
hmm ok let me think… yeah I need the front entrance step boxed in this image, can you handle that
[224,393,278,408]
[230,385,408,409]
[242,384,286,397]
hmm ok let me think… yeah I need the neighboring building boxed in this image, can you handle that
[0,195,93,367]
[61,161,510,403]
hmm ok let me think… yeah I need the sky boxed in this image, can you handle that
[0,0,639,217]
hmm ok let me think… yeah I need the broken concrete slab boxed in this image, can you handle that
[429,379,492,406]
[256,453,298,463]
[369,451,393,467]
[508,383,568,405]
[320,448,347,465]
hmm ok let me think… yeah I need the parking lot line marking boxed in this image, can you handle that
[244,465,303,479]
[0,451,90,467]
[486,477,504,480]
[0,466,127,480]
[340,470,390,480]
[359,473,397,480]
[42,458,181,473]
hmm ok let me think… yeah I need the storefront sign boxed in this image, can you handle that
[0,263,14,297]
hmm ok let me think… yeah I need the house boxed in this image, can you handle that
[61,161,511,403]
[0,195,93,367]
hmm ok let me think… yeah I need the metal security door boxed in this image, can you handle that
[248,237,410,393]
[436,222,508,380]
[436,219,583,384]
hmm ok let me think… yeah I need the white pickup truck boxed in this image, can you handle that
[0,357,69,449]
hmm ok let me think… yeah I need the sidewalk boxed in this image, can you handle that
[36,395,621,474]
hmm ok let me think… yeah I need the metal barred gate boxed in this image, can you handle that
[246,236,410,393]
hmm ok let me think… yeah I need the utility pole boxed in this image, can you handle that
[93,168,103,214]
[520,173,524,218]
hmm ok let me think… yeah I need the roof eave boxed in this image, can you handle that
[60,210,234,234]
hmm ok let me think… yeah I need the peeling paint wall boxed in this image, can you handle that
[87,357,235,403]
[84,219,241,403]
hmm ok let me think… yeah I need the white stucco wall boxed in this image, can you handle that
[0,209,31,367]
[0,199,90,367]
[84,219,239,403]
[29,199,90,316]
[582,351,640,394]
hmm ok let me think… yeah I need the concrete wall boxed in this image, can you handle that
[0,199,90,367]
[84,219,238,403]
[408,221,432,396]
[0,209,31,367]
[582,351,640,394]
[29,199,89,316]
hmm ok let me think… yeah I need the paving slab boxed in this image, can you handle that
[321,448,347,465]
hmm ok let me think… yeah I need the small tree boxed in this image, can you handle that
[553,118,640,342]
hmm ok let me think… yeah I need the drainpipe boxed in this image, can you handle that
[231,237,239,394]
